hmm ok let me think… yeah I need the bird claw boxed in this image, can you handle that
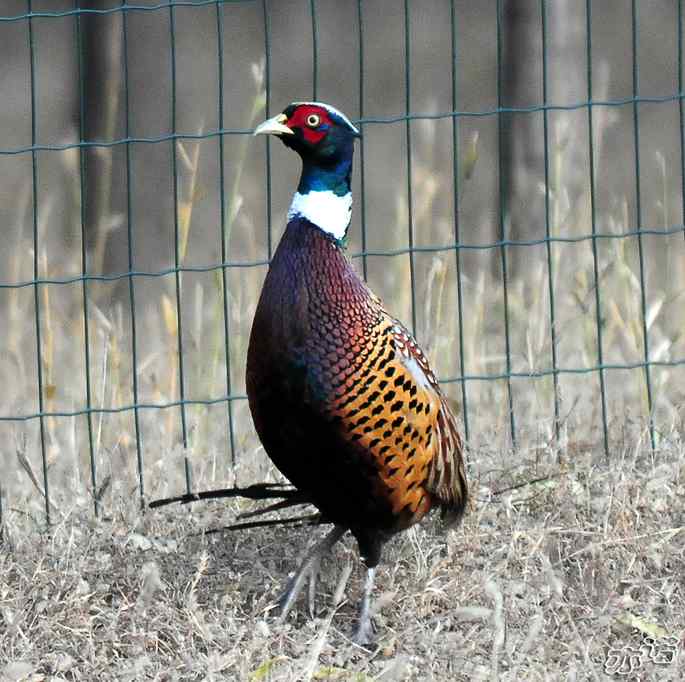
[307,559,320,618]
[275,526,346,622]
[352,565,378,647]
[274,527,383,647]
[352,615,376,647]
[276,559,321,621]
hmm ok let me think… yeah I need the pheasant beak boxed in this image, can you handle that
[253,113,294,137]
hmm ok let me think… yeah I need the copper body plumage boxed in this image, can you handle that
[249,102,467,643]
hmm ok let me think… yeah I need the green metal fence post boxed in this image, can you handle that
[215,1,238,471]
[168,2,192,493]
[679,0,685,249]
[403,0,418,336]
[356,0,369,282]
[261,0,273,258]
[121,1,146,508]
[630,0,656,450]
[74,0,99,517]
[495,0,517,448]
[310,0,318,101]
[449,0,470,445]
[540,0,561,443]
[27,0,51,525]
[585,0,611,461]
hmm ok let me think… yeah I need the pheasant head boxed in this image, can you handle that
[254,102,361,241]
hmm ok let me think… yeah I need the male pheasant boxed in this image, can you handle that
[249,102,467,643]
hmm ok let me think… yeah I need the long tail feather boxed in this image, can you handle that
[203,513,325,534]
[236,497,312,520]
[149,482,324,532]
[148,482,303,509]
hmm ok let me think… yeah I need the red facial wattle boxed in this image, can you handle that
[287,105,331,144]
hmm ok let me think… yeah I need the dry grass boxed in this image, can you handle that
[1,425,684,680]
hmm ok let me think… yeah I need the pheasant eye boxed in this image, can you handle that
[305,113,321,128]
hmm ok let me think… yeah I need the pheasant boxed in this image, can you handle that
[248,102,468,644]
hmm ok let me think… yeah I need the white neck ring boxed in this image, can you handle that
[288,190,352,240]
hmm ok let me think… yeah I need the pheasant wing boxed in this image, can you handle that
[327,316,467,527]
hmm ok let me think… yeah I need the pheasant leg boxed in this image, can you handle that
[352,566,377,646]
[277,525,346,621]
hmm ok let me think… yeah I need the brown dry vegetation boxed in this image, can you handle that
[2,424,684,681]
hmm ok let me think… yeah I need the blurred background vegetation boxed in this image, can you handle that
[1,0,684,526]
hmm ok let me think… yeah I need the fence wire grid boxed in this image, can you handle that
[1,0,685,528]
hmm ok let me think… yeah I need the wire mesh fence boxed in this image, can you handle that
[1,0,684,529]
